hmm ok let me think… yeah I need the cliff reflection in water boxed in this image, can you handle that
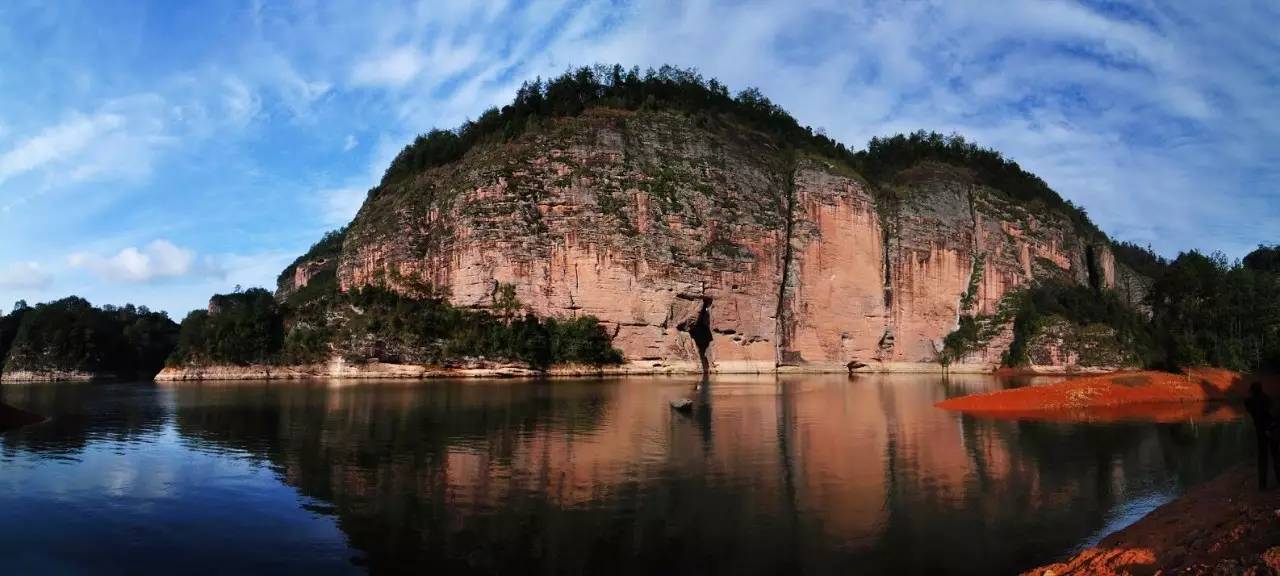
[157,375,1247,575]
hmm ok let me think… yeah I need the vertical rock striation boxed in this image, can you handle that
[327,109,1143,373]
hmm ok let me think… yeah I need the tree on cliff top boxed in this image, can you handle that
[1112,241,1169,279]
[379,64,850,188]
[276,225,348,293]
[377,65,1100,239]
[170,288,284,366]
[852,131,1101,238]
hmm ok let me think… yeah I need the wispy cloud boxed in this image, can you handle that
[352,46,426,87]
[0,112,125,186]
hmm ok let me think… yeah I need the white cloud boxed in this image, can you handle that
[61,248,299,318]
[320,186,366,226]
[0,93,186,214]
[0,112,125,186]
[343,133,358,152]
[68,239,215,283]
[351,46,425,87]
[222,77,262,126]
[0,261,51,290]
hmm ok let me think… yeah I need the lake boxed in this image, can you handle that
[0,375,1250,575]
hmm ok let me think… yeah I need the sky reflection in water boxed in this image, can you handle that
[0,375,1251,575]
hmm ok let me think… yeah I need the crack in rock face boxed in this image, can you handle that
[677,297,714,377]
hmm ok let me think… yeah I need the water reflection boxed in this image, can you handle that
[0,383,166,456]
[0,375,1252,575]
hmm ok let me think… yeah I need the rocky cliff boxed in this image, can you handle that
[279,104,1146,374]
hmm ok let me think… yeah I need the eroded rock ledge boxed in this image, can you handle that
[0,369,108,383]
[153,358,1040,381]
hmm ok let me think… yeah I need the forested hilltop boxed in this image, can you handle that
[0,298,177,382]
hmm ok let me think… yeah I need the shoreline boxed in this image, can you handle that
[0,369,113,383]
[1023,464,1280,575]
[0,360,1139,384]
[152,359,1112,381]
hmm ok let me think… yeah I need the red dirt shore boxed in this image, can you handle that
[937,369,1277,418]
[1023,465,1280,575]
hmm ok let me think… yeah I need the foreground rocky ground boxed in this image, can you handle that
[1025,465,1280,575]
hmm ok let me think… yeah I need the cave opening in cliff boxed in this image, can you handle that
[686,298,713,378]
[1085,244,1103,292]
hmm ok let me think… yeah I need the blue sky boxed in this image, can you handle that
[0,0,1276,317]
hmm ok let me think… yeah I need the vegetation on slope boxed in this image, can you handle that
[1110,241,1169,279]
[276,226,347,293]
[1147,246,1280,372]
[376,64,1099,237]
[1000,284,1154,368]
[1,298,178,378]
[380,64,855,188]
[170,289,284,366]
[949,244,1280,373]
[335,286,623,369]
[170,282,623,370]
[853,131,1102,238]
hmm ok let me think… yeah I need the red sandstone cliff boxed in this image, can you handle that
[279,108,1145,374]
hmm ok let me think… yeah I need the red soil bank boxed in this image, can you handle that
[937,369,1273,416]
[950,401,1244,424]
[1023,465,1280,575]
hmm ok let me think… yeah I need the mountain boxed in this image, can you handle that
[166,65,1159,379]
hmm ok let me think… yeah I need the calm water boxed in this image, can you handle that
[0,375,1251,575]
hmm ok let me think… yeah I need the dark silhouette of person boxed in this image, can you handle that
[1244,382,1280,489]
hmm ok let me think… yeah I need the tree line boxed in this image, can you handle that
[168,283,623,370]
[854,131,1102,238]
[0,297,177,379]
[378,64,839,187]
[998,244,1280,372]
[1145,246,1280,371]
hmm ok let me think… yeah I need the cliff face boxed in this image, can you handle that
[300,108,1141,373]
